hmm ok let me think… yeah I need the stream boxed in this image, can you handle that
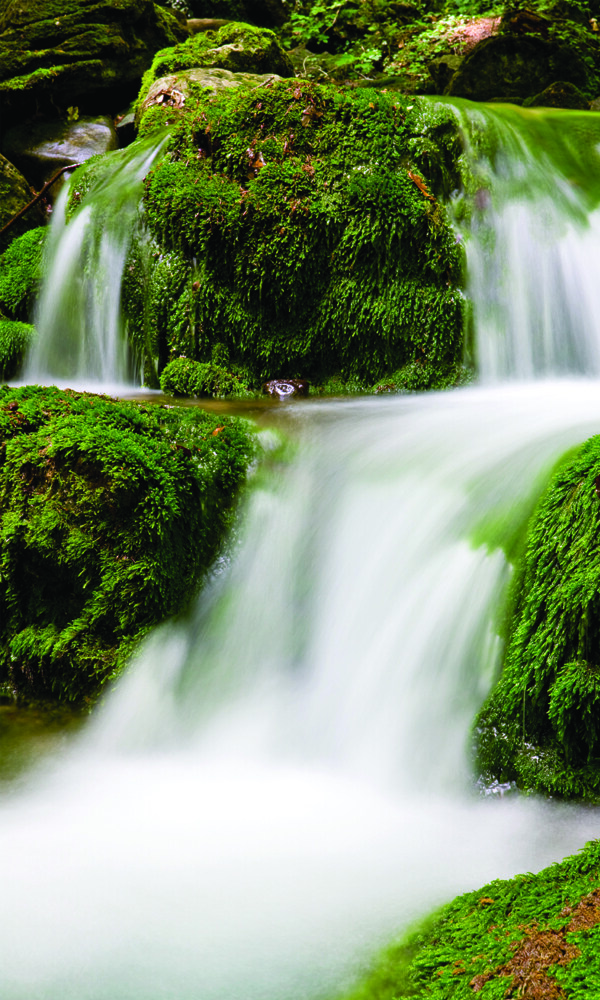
[3,101,600,998]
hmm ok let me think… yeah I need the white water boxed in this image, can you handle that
[5,104,600,998]
[24,135,167,391]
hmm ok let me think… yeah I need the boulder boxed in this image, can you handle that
[524,79,591,109]
[263,379,309,399]
[446,33,589,102]
[0,154,46,253]
[0,385,258,703]
[3,116,119,194]
[138,21,294,100]
[0,0,189,131]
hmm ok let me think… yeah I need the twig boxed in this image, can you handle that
[0,164,73,238]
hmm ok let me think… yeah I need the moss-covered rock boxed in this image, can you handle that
[342,838,600,1000]
[0,154,46,252]
[0,385,258,703]
[137,20,294,105]
[0,226,46,322]
[160,355,254,396]
[0,320,35,379]
[475,435,600,801]
[524,78,591,108]
[120,81,465,387]
[0,0,188,128]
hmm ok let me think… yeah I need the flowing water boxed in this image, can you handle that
[4,102,600,998]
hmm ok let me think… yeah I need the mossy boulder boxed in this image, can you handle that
[0,0,188,129]
[0,385,258,703]
[119,81,465,387]
[0,226,46,323]
[476,435,600,801]
[160,355,254,397]
[524,79,591,109]
[343,838,600,1000]
[0,154,46,252]
[446,10,599,102]
[0,320,35,378]
[137,20,294,105]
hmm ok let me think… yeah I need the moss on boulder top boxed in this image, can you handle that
[0,385,258,703]
[137,20,294,105]
[476,434,600,801]
[0,0,188,127]
[120,81,465,389]
[343,837,600,1000]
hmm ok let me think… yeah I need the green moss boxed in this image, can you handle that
[132,82,464,386]
[137,20,294,105]
[0,385,258,704]
[160,356,255,397]
[0,320,35,379]
[475,434,600,801]
[340,838,600,1000]
[0,227,46,321]
[371,359,472,393]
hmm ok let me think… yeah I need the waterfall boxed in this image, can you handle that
[24,134,167,391]
[4,105,600,999]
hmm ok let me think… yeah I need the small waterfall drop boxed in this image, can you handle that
[449,102,600,379]
[24,134,167,390]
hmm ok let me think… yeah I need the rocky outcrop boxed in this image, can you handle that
[0,0,188,130]
[3,116,118,193]
[0,154,46,251]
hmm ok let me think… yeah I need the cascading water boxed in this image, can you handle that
[24,133,167,391]
[4,103,600,999]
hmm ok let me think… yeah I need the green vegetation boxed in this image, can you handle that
[0,227,46,322]
[0,320,35,379]
[342,837,600,1000]
[0,385,258,704]
[132,80,464,387]
[475,435,600,801]
[160,356,254,397]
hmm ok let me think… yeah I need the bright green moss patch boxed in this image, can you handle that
[0,227,46,322]
[160,356,254,397]
[341,838,600,1000]
[372,359,472,394]
[0,320,35,379]
[0,385,258,704]
[135,82,464,387]
[475,434,600,801]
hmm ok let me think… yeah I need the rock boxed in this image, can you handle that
[185,0,288,29]
[523,79,591,109]
[0,0,189,131]
[0,154,46,253]
[263,379,310,399]
[428,55,462,93]
[138,21,294,100]
[3,117,119,194]
[115,111,137,147]
[136,66,283,130]
[446,34,589,102]
[187,17,230,33]
[0,385,258,703]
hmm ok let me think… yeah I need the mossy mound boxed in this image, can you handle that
[0,320,35,379]
[0,0,188,128]
[343,838,600,1000]
[475,435,600,801]
[372,359,472,394]
[0,385,257,703]
[138,20,293,104]
[0,226,46,322]
[160,355,254,397]
[122,81,465,387]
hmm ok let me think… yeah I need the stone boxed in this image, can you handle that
[0,0,189,130]
[428,55,462,93]
[263,379,310,399]
[3,116,119,193]
[524,79,590,109]
[446,34,589,102]
[0,153,46,252]
[136,66,283,128]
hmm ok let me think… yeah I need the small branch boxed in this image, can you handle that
[0,164,73,239]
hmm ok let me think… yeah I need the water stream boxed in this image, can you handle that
[4,102,600,998]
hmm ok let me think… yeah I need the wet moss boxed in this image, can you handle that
[160,356,254,397]
[340,838,600,1000]
[0,320,35,379]
[132,82,464,386]
[0,385,258,704]
[475,434,600,801]
[0,227,46,322]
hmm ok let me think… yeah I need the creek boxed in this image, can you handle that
[3,101,600,998]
